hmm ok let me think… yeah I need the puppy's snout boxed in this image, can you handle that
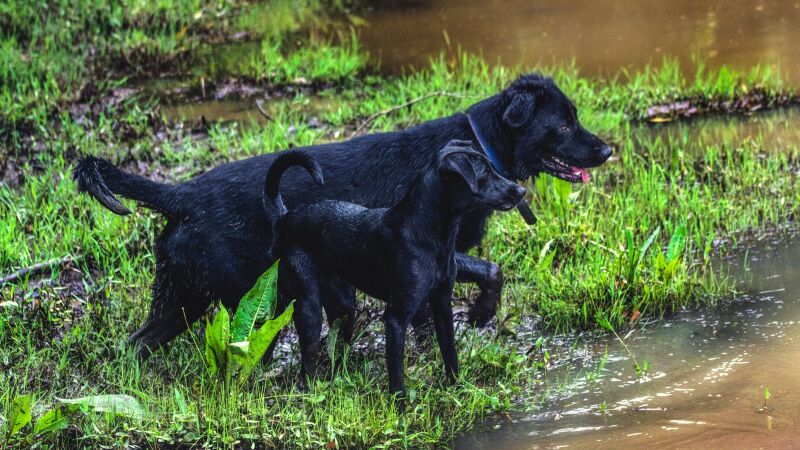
[512,185,526,201]
[498,184,525,210]
[597,145,612,160]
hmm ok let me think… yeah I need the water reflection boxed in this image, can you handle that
[454,238,800,449]
[359,0,800,85]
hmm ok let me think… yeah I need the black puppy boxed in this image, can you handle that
[265,141,525,394]
[74,73,611,357]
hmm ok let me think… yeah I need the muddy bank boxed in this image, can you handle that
[642,89,799,122]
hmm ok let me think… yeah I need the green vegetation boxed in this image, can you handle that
[2,0,800,447]
[205,262,294,387]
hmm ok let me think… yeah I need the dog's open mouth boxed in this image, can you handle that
[541,156,590,183]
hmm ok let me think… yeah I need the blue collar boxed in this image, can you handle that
[467,114,514,180]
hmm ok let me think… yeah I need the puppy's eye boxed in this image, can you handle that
[559,125,569,132]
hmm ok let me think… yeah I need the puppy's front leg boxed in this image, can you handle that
[428,285,459,384]
[383,298,418,396]
[456,253,504,327]
[295,284,323,385]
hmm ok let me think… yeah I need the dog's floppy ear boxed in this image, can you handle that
[438,142,482,193]
[502,92,534,128]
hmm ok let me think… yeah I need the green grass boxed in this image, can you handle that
[2,1,800,447]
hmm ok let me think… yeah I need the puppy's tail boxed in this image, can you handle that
[263,150,324,216]
[73,156,177,217]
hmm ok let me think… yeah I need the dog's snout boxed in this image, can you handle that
[598,145,612,160]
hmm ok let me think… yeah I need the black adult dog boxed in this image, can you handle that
[74,73,611,357]
[265,141,525,394]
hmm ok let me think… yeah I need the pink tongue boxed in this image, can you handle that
[571,167,590,183]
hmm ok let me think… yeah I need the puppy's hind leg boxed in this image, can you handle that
[319,276,356,374]
[281,252,324,388]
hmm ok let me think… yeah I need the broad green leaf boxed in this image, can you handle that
[625,228,635,260]
[205,306,230,377]
[596,315,614,332]
[231,261,279,341]
[625,228,636,280]
[226,349,243,383]
[7,394,32,436]
[327,318,343,367]
[204,337,219,378]
[237,302,295,382]
[538,239,554,264]
[228,341,250,356]
[666,223,687,263]
[173,388,188,416]
[59,394,146,419]
[637,227,660,268]
[553,177,571,204]
[33,407,68,435]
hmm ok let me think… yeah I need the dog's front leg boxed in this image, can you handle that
[455,253,504,327]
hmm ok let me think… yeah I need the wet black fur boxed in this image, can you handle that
[268,141,526,394]
[73,73,611,357]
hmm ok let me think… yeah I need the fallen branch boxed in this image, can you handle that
[0,256,75,285]
[350,91,466,137]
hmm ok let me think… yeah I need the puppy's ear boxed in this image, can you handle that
[502,92,534,128]
[439,150,481,194]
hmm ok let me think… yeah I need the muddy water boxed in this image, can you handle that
[360,0,800,84]
[454,239,800,449]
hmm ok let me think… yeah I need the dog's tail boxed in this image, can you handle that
[73,156,177,217]
[263,150,324,216]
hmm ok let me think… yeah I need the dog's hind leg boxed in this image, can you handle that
[455,253,504,327]
[128,291,210,359]
[128,255,210,358]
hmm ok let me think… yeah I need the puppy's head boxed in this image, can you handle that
[499,74,612,183]
[437,140,526,212]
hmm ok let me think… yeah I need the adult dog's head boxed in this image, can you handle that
[467,73,611,184]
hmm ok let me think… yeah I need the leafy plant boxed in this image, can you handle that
[204,261,294,386]
[624,227,660,286]
[58,394,147,419]
[1,393,133,446]
[654,223,688,283]
[3,394,31,443]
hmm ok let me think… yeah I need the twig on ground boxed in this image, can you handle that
[255,99,274,122]
[0,255,76,285]
[350,91,466,138]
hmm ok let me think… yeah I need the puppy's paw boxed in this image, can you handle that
[466,306,494,328]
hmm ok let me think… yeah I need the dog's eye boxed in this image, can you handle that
[559,125,569,132]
